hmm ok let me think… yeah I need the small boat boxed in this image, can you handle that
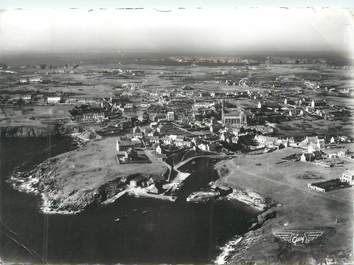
[114,215,128,222]
[141,210,149,215]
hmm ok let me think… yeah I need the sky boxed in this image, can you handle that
[0,8,353,57]
[0,0,354,8]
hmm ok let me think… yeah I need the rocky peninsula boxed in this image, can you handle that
[9,137,169,214]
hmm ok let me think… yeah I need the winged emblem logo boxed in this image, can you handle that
[273,230,324,246]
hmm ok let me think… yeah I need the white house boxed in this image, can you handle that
[29,77,42,83]
[340,170,354,185]
[300,136,324,152]
[116,140,129,163]
[163,137,172,145]
[156,145,162,154]
[21,95,32,102]
[124,103,134,110]
[198,143,210,151]
[47,96,61,104]
[326,148,347,159]
[166,111,175,121]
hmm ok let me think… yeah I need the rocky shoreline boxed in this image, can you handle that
[212,161,278,265]
[7,148,278,265]
[7,137,169,215]
[8,161,96,214]
[9,162,145,215]
[9,163,272,218]
[213,184,276,264]
[214,206,278,265]
[215,235,243,265]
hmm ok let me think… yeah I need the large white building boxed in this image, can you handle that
[340,170,354,185]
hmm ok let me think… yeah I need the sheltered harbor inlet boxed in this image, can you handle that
[1,7,354,263]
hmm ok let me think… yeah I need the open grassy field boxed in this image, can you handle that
[216,147,353,263]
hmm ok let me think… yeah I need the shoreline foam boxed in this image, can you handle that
[215,235,243,265]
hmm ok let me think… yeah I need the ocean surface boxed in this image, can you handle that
[0,136,257,264]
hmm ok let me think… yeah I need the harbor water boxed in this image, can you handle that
[0,137,257,264]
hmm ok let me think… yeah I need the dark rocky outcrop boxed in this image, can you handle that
[0,124,75,137]
[0,126,53,137]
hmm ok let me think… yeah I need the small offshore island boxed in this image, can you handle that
[1,55,354,264]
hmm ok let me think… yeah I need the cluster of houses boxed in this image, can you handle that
[0,93,108,106]
[70,105,107,123]
[254,135,293,149]
[295,136,352,164]
[113,116,354,194]
[112,111,353,165]
[5,71,348,137]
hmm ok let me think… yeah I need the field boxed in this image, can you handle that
[1,62,353,138]
[216,147,353,263]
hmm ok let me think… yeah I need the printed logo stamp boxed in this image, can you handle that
[273,230,324,246]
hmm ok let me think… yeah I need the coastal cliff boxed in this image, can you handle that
[0,126,54,137]
[0,124,73,137]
